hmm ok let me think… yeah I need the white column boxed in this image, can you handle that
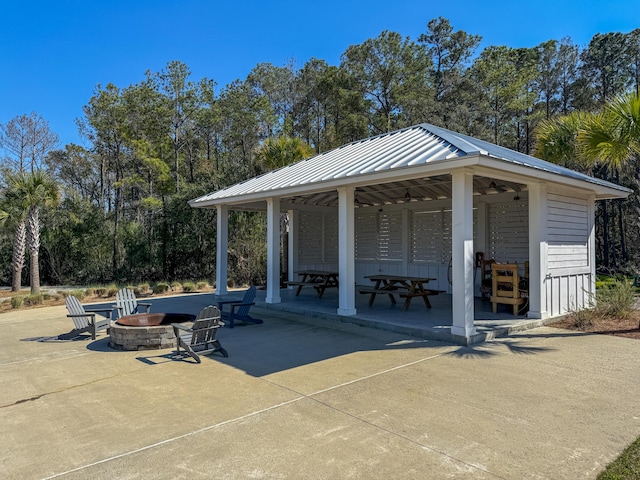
[528,183,548,319]
[288,209,298,287]
[215,204,229,296]
[587,194,596,307]
[451,169,476,338]
[266,197,281,304]
[337,186,356,315]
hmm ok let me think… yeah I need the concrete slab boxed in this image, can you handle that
[0,300,639,479]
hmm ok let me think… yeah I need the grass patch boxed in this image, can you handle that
[598,435,640,479]
[10,296,24,309]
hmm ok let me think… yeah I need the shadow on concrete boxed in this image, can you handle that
[78,295,592,376]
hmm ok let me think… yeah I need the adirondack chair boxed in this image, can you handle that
[114,288,152,318]
[65,295,112,340]
[173,305,228,363]
[215,285,263,328]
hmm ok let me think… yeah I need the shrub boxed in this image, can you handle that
[24,294,43,306]
[227,278,235,288]
[153,282,169,294]
[106,285,119,297]
[170,281,182,291]
[182,281,196,292]
[10,296,24,309]
[196,281,209,290]
[595,279,636,319]
[85,288,95,296]
[69,289,86,301]
[95,287,107,297]
[138,283,150,294]
[42,293,51,301]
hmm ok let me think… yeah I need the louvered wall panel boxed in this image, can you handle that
[356,212,378,261]
[324,213,339,263]
[488,202,529,264]
[411,209,475,265]
[377,212,403,261]
[298,211,339,264]
[355,211,402,261]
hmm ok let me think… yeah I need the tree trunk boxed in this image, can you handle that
[27,206,41,294]
[11,220,26,292]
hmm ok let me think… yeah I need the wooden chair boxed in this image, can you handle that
[490,263,525,315]
[215,285,263,328]
[173,306,228,363]
[65,295,112,340]
[114,288,152,317]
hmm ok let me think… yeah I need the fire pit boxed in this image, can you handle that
[109,313,196,351]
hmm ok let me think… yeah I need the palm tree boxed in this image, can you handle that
[256,136,315,171]
[534,93,640,269]
[6,170,60,294]
[0,182,29,292]
[579,93,640,167]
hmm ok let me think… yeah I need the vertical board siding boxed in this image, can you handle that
[545,272,591,316]
[547,193,589,270]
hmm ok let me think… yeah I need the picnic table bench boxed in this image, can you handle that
[361,275,442,310]
[287,270,339,299]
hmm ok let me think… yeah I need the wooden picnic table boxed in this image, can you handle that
[361,274,439,310]
[287,270,339,298]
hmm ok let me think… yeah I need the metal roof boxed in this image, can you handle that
[190,123,631,208]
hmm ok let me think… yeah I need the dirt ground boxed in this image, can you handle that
[548,310,640,340]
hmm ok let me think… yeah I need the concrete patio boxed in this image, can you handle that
[254,287,543,345]
[1,293,639,479]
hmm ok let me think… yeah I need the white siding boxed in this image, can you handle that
[547,193,589,271]
[545,273,593,316]
[544,192,593,316]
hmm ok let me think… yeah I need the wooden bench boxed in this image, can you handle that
[398,289,444,308]
[359,287,399,306]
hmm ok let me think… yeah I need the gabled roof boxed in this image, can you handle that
[190,123,631,208]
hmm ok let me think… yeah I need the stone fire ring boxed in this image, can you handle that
[109,313,196,351]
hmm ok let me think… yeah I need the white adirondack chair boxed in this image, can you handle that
[114,288,152,318]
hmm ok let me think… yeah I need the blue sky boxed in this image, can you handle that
[1,0,638,148]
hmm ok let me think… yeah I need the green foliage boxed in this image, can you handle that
[94,287,107,297]
[595,279,636,319]
[105,286,119,297]
[1,27,638,290]
[10,296,24,309]
[24,294,43,305]
[153,282,169,294]
[182,281,196,292]
[196,281,208,289]
[170,281,182,290]
[69,289,86,300]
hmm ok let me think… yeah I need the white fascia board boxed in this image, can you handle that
[472,157,631,200]
[190,157,481,209]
